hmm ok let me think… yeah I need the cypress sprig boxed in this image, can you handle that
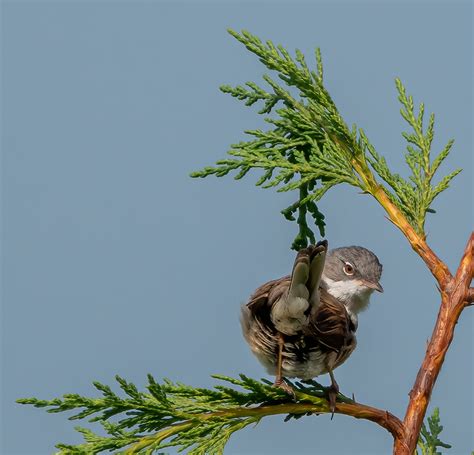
[17,374,351,454]
[365,79,461,234]
[417,408,452,455]
[191,29,460,246]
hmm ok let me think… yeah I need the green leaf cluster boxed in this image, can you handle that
[17,374,348,454]
[191,30,361,249]
[191,30,460,247]
[417,408,452,455]
[366,80,461,234]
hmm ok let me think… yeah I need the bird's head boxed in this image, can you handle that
[322,246,383,314]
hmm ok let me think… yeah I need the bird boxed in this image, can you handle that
[240,241,383,412]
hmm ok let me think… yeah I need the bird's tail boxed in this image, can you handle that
[288,241,327,297]
[271,241,328,335]
[306,240,328,308]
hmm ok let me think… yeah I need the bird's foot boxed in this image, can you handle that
[327,383,339,419]
[273,378,295,398]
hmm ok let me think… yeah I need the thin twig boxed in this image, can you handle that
[351,158,452,290]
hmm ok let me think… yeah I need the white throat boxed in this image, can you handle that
[322,276,374,315]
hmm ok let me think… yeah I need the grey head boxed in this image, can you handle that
[322,246,383,315]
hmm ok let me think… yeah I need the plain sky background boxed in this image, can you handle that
[1,1,472,454]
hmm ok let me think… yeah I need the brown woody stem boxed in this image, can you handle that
[351,158,473,454]
[371,187,453,288]
[352,158,452,287]
[393,232,473,454]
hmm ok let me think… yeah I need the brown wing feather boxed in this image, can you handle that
[247,276,290,313]
[304,288,357,369]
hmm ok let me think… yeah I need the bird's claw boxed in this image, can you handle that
[327,383,339,419]
[273,379,296,398]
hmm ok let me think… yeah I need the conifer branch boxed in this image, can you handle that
[191,29,460,253]
[17,375,403,453]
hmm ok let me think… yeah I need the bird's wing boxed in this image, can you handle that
[246,276,291,320]
[305,288,357,367]
[240,276,290,367]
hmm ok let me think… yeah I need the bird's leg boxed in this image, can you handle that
[327,369,339,419]
[273,332,294,396]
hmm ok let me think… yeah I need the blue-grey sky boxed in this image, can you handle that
[2,1,472,454]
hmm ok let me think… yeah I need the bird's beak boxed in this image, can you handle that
[361,280,384,293]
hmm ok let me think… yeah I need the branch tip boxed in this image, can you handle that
[466,288,474,305]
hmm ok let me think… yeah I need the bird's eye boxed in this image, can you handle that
[343,262,355,276]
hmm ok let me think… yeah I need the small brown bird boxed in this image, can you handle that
[240,241,383,411]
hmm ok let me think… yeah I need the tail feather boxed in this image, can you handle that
[271,241,328,335]
[288,251,311,300]
[307,241,328,307]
